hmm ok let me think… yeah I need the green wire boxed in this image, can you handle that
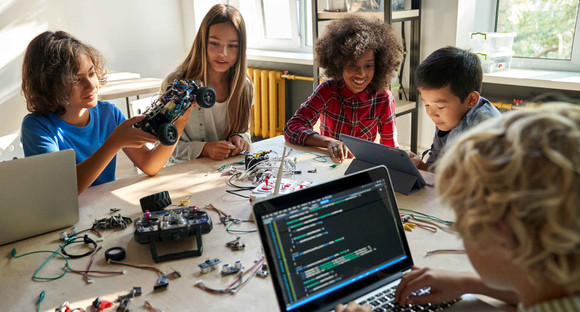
[295,151,330,163]
[11,237,77,280]
[37,290,45,312]
[226,219,257,233]
[11,247,70,280]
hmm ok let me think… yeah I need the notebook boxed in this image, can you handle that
[340,134,426,195]
[0,149,79,245]
[253,166,500,312]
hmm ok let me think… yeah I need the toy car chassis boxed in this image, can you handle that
[134,206,213,262]
[135,79,216,145]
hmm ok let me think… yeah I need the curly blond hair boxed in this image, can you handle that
[436,103,580,293]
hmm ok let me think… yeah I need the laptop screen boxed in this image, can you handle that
[254,166,413,312]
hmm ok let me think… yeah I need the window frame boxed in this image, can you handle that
[494,0,580,72]
[193,0,312,53]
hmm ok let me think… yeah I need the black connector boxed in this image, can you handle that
[154,275,169,290]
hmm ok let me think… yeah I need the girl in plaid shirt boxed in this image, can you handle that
[284,15,403,161]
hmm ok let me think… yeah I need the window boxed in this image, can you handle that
[495,0,580,71]
[193,0,313,52]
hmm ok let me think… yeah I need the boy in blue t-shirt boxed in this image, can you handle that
[20,31,192,194]
[409,47,500,171]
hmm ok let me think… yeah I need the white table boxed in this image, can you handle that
[0,136,512,311]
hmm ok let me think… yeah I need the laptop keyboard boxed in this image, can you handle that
[356,285,461,312]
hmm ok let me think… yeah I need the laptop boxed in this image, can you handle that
[0,149,79,245]
[253,166,500,312]
[340,134,426,195]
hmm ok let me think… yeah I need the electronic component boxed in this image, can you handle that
[256,264,269,278]
[58,227,79,241]
[154,275,169,290]
[134,206,213,262]
[221,260,243,275]
[117,298,130,312]
[249,178,313,206]
[93,214,132,230]
[170,267,182,278]
[226,237,245,250]
[92,297,112,312]
[244,151,271,170]
[198,258,221,273]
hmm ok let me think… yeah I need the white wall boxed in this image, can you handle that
[0,0,190,161]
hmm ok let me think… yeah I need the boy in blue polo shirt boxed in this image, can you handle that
[409,47,500,171]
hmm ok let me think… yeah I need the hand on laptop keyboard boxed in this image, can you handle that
[335,301,372,312]
[395,267,470,306]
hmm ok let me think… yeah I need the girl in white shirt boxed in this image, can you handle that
[162,4,253,161]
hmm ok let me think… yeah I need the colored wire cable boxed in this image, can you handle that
[60,234,98,259]
[68,247,125,278]
[399,208,454,226]
[107,259,164,276]
[196,256,265,294]
[226,219,257,234]
[37,290,45,312]
[11,240,72,280]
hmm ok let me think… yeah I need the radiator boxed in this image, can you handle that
[248,68,286,138]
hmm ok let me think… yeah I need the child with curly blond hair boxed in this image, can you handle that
[284,15,403,161]
[337,103,580,312]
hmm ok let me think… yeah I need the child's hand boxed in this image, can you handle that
[335,301,371,312]
[395,266,468,306]
[202,141,236,160]
[408,151,421,166]
[327,140,352,162]
[111,115,159,149]
[408,151,428,171]
[228,135,249,156]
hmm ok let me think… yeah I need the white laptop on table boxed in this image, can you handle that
[253,166,500,312]
[0,149,79,245]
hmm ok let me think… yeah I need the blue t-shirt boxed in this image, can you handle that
[21,101,126,187]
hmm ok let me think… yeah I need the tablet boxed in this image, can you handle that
[339,134,426,195]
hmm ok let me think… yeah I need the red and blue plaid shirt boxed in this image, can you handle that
[284,79,398,147]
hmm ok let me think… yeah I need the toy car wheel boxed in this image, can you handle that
[196,86,216,109]
[139,191,172,212]
[158,123,178,146]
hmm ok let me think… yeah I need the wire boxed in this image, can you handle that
[226,219,257,234]
[295,151,331,163]
[11,242,71,281]
[60,234,98,259]
[195,256,265,294]
[399,208,454,226]
[425,249,465,257]
[225,189,250,198]
[37,291,45,312]
[107,259,164,276]
[68,247,125,280]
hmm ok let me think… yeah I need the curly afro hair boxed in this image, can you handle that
[315,15,403,90]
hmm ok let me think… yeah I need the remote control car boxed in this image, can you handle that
[135,79,216,145]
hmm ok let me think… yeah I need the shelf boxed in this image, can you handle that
[317,9,419,21]
[394,99,417,116]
